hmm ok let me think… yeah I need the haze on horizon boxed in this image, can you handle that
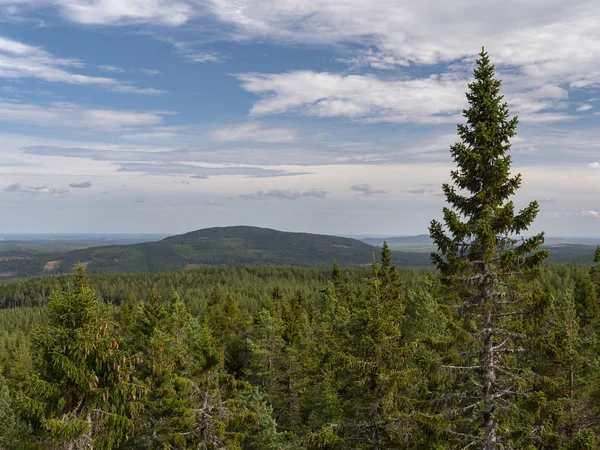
[0,0,599,236]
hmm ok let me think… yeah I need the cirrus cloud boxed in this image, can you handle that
[0,34,164,94]
[211,122,297,143]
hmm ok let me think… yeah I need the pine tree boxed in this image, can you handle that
[429,49,549,449]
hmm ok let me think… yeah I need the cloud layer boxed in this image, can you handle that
[0,0,599,236]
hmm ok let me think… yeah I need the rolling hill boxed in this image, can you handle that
[0,227,597,280]
[0,226,431,279]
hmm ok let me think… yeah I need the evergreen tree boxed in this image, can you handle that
[0,374,29,448]
[429,49,549,449]
[126,293,229,448]
[22,266,145,449]
[531,290,600,448]
[246,308,286,405]
[225,386,288,450]
[311,246,410,448]
[574,274,598,328]
[202,290,249,376]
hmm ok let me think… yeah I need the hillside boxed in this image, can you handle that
[1,227,596,280]
[0,226,430,279]
[361,235,599,265]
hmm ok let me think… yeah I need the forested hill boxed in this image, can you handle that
[0,226,430,278]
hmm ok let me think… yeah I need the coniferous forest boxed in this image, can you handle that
[1,51,600,449]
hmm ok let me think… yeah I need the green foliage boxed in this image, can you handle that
[21,266,145,449]
[0,374,31,448]
[0,256,599,448]
[428,49,551,448]
[0,265,374,310]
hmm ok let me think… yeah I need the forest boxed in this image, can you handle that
[1,51,600,449]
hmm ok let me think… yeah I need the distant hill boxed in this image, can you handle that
[360,235,599,265]
[0,227,596,280]
[0,226,431,279]
[542,243,600,265]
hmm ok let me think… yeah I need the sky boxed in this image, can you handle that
[0,0,599,236]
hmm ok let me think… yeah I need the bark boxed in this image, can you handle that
[481,268,497,450]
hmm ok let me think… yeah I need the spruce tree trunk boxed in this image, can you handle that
[481,265,497,450]
[482,306,496,450]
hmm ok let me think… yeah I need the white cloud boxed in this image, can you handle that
[63,0,193,25]
[4,0,599,93]
[577,104,593,112]
[0,34,164,94]
[209,0,600,87]
[338,49,409,70]
[0,100,168,130]
[582,210,600,218]
[0,0,194,26]
[589,162,600,169]
[236,70,575,123]
[237,71,466,123]
[211,122,297,143]
[205,0,600,123]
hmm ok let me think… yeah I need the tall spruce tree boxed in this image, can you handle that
[429,49,549,449]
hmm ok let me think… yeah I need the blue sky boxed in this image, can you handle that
[0,0,599,236]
